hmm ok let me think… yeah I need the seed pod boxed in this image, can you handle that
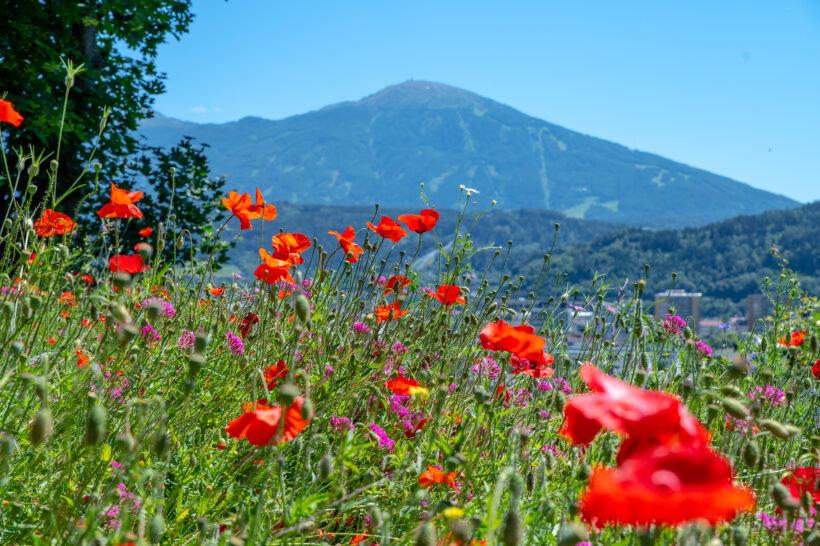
[742,440,760,467]
[556,522,588,546]
[760,419,790,440]
[149,513,165,544]
[85,404,107,446]
[770,482,798,511]
[318,453,333,481]
[414,520,437,546]
[30,408,53,446]
[722,397,749,419]
[501,507,522,546]
[731,525,748,546]
[116,432,136,452]
[294,294,310,323]
[683,326,693,340]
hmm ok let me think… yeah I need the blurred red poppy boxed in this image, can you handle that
[271,232,311,264]
[240,312,260,339]
[139,227,153,237]
[264,360,289,390]
[398,209,440,233]
[210,287,224,296]
[76,347,90,368]
[375,301,408,322]
[418,464,458,489]
[813,359,820,380]
[225,396,311,446]
[0,99,23,126]
[580,443,755,526]
[780,467,819,510]
[509,354,555,378]
[34,209,76,236]
[427,284,466,306]
[109,254,146,274]
[328,226,364,263]
[480,320,547,364]
[778,330,806,347]
[98,183,144,219]
[366,215,407,242]
[383,375,420,395]
[384,275,411,294]
[81,274,94,285]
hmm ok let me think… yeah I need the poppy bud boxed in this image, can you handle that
[188,353,205,377]
[136,242,153,262]
[730,525,748,546]
[193,331,210,354]
[10,341,23,358]
[634,368,646,386]
[526,471,535,493]
[556,522,588,546]
[635,279,646,295]
[116,432,136,452]
[805,532,820,546]
[575,463,591,482]
[30,408,53,446]
[294,294,310,323]
[770,482,798,511]
[149,513,165,544]
[501,507,522,546]
[112,272,132,290]
[28,163,39,177]
[760,419,790,440]
[414,520,437,546]
[85,404,107,446]
[301,397,314,421]
[449,518,471,544]
[722,397,749,419]
[118,323,139,345]
[94,162,102,173]
[742,440,760,467]
[151,431,171,458]
[552,391,565,412]
[278,383,300,406]
[0,435,16,471]
[784,424,801,438]
[147,301,162,321]
[543,450,555,471]
[683,326,693,340]
[760,337,768,352]
[318,453,333,481]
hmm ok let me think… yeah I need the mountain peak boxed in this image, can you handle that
[356,80,488,109]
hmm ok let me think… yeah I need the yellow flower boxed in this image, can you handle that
[408,386,430,398]
[442,506,465,519]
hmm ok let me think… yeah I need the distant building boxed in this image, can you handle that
[655,290,702,332]
[747,294,775,328]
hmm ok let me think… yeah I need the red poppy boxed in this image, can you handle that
[384,275,411,295]
[778,330,806,347]
[109,254,146,274]
[398,208,440,233]
[350,531,369,545]
[496,382,510,404]
[76,347,90,368]
[404,416,428,438]
[255,248,294,285]
[225,396,311,446]
[561,364,708,453]
[264,360,289,390]
[579,443,755,526]
[328,226,364,263]
[210,287,224,296]
[780,467,820,510]
[222,191,255,230]
[34,209,76,237]
[813,359,820,380]
[240,312,260,339]
[98,183,144,219]
[418,464,458,489]
[480,320,547,364]
[427,284,466,306]
[383,375,420,395]
[81,274,94,285]
[366,215,407,242]
[0,99,23,127]
[58,291,74,304]
[250,187,277,221]
[375,301,409,322]
[271,232,311,264]
[139,227,153,237]
[509,354,555,378]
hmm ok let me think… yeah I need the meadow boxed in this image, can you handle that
[1,92,819,546]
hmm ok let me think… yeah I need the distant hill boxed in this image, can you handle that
[141,81,797,228]
[533,200,820,315]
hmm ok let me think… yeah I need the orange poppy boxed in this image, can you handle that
[427,284,466,306]
[58,291,74,304]
[225,396,311,446]
[418,464,458,489]
[0,99,23,127]
[34,209,76,237]
[375,301,409,322]
[328,226,364,263]
[383,375,420,395]
[109,254,146,274]
[98,183,144,219]
[210,287,224,296]
[221,188,276,230]
[271,232,311,264]
[366,215,407,242]
[398,208,440,233]
[480,320,547,364]
[264,360,289,390]
[76,347,90,368]
[138,227,153,237]
[777,330,805,347]
[255,248,294,285]
[384,275,411,295]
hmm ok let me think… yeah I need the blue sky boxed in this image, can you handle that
[152,0,820,203]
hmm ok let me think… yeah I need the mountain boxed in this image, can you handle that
[141,81,798,228]
[534,200,820,315]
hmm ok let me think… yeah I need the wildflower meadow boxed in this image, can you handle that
[1,79,819,546]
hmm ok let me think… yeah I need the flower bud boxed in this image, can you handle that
[294,294,310,323]
[85,404,107,446]
[557,522,588,546]
[301,397,314,421]
[116,432,136,452]
[278,383,300,406]
[30,408,53,446]
[414,520,437,546]
[722,397,749,419]
[770,482,798,511]
[149,513,165,544]
[193,331,210,354]
[742,440,760,467]
[760,419,790,440]
[318,453,333,481]
[501,507,522,546]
